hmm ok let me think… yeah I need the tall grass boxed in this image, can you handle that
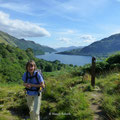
[96,71,120,120]
[0,69,93,120]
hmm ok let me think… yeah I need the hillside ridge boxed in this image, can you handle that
[0,30,56,55]
[59,33,120,56]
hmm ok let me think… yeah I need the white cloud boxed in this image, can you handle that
[57,33,97,46]
[58,37,71,44]
[0,1,36,16]
[79,34,96,43]
[0,0,109,21]
[0,11,50,38]
[0,2,29,12]
[52,0,109,20]
[66,30,74,34]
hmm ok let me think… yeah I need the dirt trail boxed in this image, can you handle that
[89,87,107,120]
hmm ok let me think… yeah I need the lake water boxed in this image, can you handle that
[36,53,92,66]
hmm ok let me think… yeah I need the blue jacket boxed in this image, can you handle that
[22,70,44,95]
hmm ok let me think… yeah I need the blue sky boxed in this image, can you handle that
[0,0,120,48]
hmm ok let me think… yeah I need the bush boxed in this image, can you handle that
[106,53,120,64]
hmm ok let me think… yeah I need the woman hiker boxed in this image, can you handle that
[22,60,45,120]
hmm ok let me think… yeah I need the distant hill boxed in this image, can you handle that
[59,33,120,56]
[55,46,83,52]
[0,30,56,55]
[56,46,84,55]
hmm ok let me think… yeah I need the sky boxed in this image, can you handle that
[0,0,120,48]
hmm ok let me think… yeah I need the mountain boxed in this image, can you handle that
[56,46,84,52]
[79,33,120,56]
[59,33,120,56]
[56,46,85,55]
[55,46,81,52]
[0,30,56,55]
[15,38,56,55]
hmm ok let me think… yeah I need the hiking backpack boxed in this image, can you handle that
[25,69,45,96]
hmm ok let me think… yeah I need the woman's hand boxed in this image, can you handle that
[27,84,32,88]
[24,83,45,88]
[24,83,32,88]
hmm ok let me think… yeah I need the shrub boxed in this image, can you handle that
[106,53,120,64]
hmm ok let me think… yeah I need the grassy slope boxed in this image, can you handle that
[0,31,17,47]
[96,71,120,120]
[0,69,93,120]
[0,69,120,120]
[0,83,25,120]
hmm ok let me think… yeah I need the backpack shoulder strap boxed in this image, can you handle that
[25,71,28,83]
[35,72,40,84]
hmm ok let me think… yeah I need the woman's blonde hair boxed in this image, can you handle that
[26,60,37,71]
